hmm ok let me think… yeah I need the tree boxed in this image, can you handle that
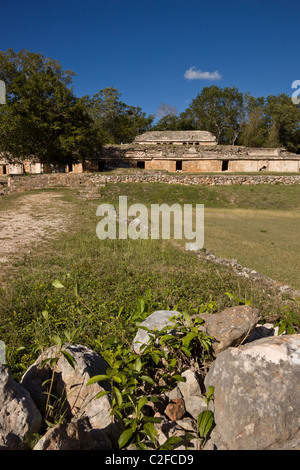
[88,87,154,144]
[263,94,300,151]
[151,103,180,130]
[0,49,97,165]
[155,103,178,119]
[238,93,300,151]
[181,86,246,144]
[238,95,268,147]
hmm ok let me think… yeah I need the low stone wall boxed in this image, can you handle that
[2,171,300,196]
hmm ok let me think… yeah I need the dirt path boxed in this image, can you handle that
[0,191,73,265]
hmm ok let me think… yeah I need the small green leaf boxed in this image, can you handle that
[172,374,185,382]
[169,358,177,368]
[61,350,76,370]
[198,410,214,439]
[44,419,56,429]
[42,310,49,321]
[142,416,163,424]
[193,316,204,325]
[225,292,234,299]
[140,375,155,385]
[137,396,148,413]
[160,435,183,450]
[51,334,62,348]
[160,334,175,343]
[52,280,64,289]
[206,385,215,401]
[143,422,157,444]
[182,332,197,348]
[113,386,123,407]
[40,357,56,367]
[118,428,134,449]
[151,352,160,364]
[94,390,110,399]
[86,375,108,385]
[129,419,137,433]
[117,306,124,318]
[181,346,191,356]
[42,378,52,387]
[49,357,59,367]
[278,323,286,335]
[134,357,142,372]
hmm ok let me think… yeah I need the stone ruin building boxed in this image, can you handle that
[122,130,300,173]
[1,130,300,175]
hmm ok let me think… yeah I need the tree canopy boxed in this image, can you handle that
[154,86,300,152]
[88,87,154,145]
[0,50,153,165]
[0,49,299,165]
[0,49,97,165]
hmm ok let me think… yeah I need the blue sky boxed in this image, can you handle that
[1,0,299,117]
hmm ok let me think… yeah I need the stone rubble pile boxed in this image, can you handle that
[0,306,300,450]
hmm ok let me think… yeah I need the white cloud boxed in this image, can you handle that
[184,67,222,81]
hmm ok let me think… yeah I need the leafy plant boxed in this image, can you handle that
[197,385,215,448]
[274,301,300,335]
[225,291,251,306]
[87,309,215,450]
[140,311,215,378]
[186,385,215,450]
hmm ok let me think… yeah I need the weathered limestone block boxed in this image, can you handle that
[0,364,42,449]
[132,310,181,353]
[205,334,300,450]
[33,417,111,450]
[175,369,214,420]
[21,344,116,435]
[196,305,260,354]
[177,369,202,398]
[183,396,208,420]
[154,417,198,450]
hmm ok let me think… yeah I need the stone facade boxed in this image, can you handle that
[123,141,300,173]
[1,131,300,175]
[133,130,217,146]
[0,156,51,175]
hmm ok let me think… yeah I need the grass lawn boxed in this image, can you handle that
[204,208,300,290]
[0,183,299,379]
[99,182,300,289]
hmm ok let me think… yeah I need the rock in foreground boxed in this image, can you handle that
[205,334,300,450]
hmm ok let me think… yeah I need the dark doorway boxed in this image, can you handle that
[176,160,182,171]
[137,161,145,169]
[68,163,73,173]
[221,160,229,171]
[98,161,105,171]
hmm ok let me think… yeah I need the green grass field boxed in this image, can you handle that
[0,182,299,379]
[99,182,300,289]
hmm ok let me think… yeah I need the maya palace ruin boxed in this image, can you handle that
[1,130,300,175]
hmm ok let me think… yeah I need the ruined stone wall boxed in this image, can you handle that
[1,171,300,197]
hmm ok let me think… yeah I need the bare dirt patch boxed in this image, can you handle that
[0,191,73,265]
